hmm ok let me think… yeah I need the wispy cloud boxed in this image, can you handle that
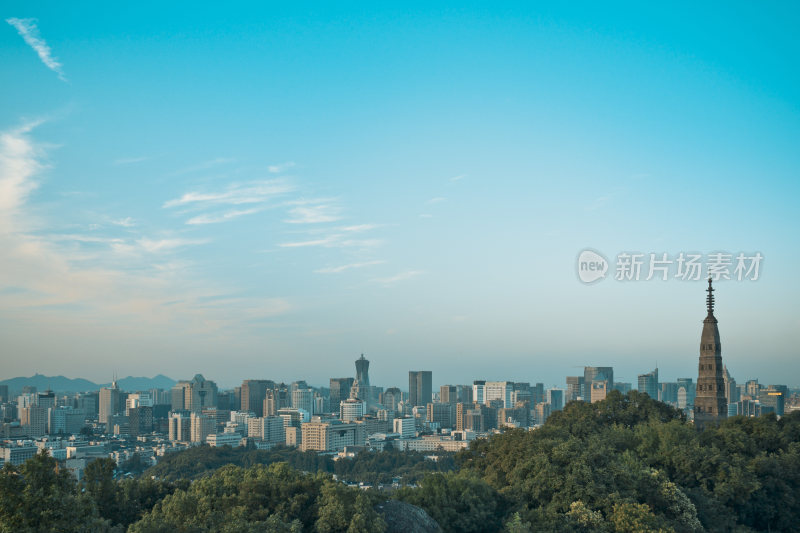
[284,200,342,224]
[315,260,385,274]
[371,270,423,284]
[0,121,292,339]
[6,18,65,81]
[164,179,293,209]
[111,217,135,227]
[419,214,433,219]
[186,208,262,225]
[278,235,382,249]
[450,174,466,182]
[339,224,379,232]
[427,197,446,204]
[268,161,295,173]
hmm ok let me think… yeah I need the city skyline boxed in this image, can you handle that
[2,4,799,386]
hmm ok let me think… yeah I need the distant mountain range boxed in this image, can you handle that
[0,373,177,394]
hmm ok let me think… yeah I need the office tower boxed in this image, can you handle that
[745,379,761,398]
[484,381,514,408]
[409,371,432,407]
[440,385,458,404]
[99,379,120,430]
[584,367,614,396]
[393,417,416,438]
[340,398,366,422]
[590,381,608,403]
[694,279,727,429]
[472,381,486,405]
[190,412,216,443]
[37,389,56,410]
[0,385,8,403]
[677,378,695,408]
[350,354,372,406]
[457,385,473,404]
[637,368,659,400]
[535,402,551,425]
[20,406,47,437]
[185,374,218,412]
[301,420,366,452]
[240,380,274,417]
[547,389,564,411]
[660,382,679,405]
[722,366,739,405]
[427,402,456,429]
[291,388,314,415]
[760,386,787,416]
[566,376,584,403]
[248,416,286,446]
[171,381,190,410]
[168,412,191,441]
[532,383,545,405]
[382,387,402,412]
[129,406,153,437]
[329,378,355,409]
[50,406,86,435]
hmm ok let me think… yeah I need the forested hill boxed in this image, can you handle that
[2,390,799,532]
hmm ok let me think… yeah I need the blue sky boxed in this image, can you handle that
[1,2,799,389]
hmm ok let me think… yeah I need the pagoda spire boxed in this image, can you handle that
[706,277,715,317]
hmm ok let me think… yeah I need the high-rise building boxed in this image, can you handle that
[660,382,679,405]
[427,402,455,429]
[590,381,608,403]
[329,378,355,409]
[409,371,432,407]
[677,378,695,408]
[440,385,458,404]
[340,398,366,422]
[0,385,8,403]
[291,388,314,415]
[637,368,659,400]
[301,419,366,452]
[241,380,274,417]
[547,389,564,411]
[380,387,402,412]
[694,279,727,429]
[566,376,584,403]
[248,416,286,445]
[472,381,486,405]
[350,354,372,407]
[99,379,120,431]
[185,374,218,412]
[171,381,190,411]
[190,412,216,443]
[20,406,47,437]
[485,381,514,408]
[168,412,191,441]
[584,367,614,396]
[723,366,740,405]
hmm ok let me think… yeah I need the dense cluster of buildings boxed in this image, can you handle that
[1,283,796,477]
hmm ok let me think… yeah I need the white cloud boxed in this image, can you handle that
[6,18,65,81]
[186,208,261,225]
[0,121,44,219]
[371,270,423,284]
[278,234,382,249]
[315,260,385,274]
[135,237,209,253]
[268,161,295,173]
[164,179,293,209]
[0,121,292,339]
[427,197,446,204]
[339,224,378,232]
[285,203,342,224]
[111,217,135,227]
[450,174,466,182]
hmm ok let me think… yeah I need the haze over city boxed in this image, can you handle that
[2,3,799,388]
